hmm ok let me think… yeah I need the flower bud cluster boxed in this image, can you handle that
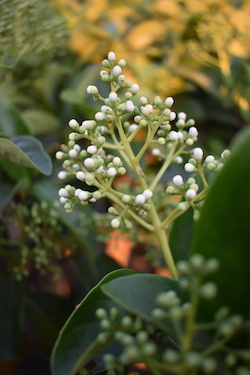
[57,51,230,233]
[11,200,72,280]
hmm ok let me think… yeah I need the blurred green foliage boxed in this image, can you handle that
[1,0,250,373]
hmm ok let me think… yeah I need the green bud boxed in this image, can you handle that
[97,332,109,343]
[139,119,148,127]
[122,194,131,204]
[190,254,205,269]
[184,351,201,366]
[121,315,133,329]
[199,282,217,299]
[142,342,156,356]
[136,331,148,344]
[93,190,102,200]
[108,206,119,215]
[201,357,217,373]
[96,308,107,319]
[163,349,179,363]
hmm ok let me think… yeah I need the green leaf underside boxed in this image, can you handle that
[0,136,52,175]
[102,274,188,334]
[191,126,250,324]
[51,269,136,375]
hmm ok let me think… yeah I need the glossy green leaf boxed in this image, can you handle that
[191,126,250,323]
[169,207,194,262]
[0,136,52,175]
[51,269,136,375]
[102,274,188,334]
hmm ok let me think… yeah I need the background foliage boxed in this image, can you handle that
[0,0,250,374]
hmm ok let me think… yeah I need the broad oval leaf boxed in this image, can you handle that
[102,274,188,335]
[0,136,52,175]
[191,127,250,324]
[51,269,135,375]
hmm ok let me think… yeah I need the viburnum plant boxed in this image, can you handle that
[52,53,250,375]
[56,51,229,279]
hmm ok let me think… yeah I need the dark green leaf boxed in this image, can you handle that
[51,269,136,375]
[169,207,194,262]
[0,136,52,175]
[0,277,25,359]
[102,274,188,334]
[191,126,250,323]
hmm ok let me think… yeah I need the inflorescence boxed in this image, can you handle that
[56,51,230,232]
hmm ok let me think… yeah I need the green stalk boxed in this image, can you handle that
[113,110,179,278]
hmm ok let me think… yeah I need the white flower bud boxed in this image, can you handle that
[143,189,153,199]
[178,112,187,120]
[189,126,198,137]
[69,149,78,158]
[130,83,140,94]
[128,124,138,132]
[172,175,184,186]
[95,112,105,121]
[125,100,135,112]
[87,145,97,154]
[101,105,111,113]
[178,131,184,139]
[112,65,122,77]
[68,119,79,129]
[58,171,67,179]
[74,144,81,151]
[186,188,197,200]
[151,148,160,156]
[59,188,69,198]
[113,156,122,166]
[142,104,153,116]
[86,85,98,95]
[170,111,176,121]
[168,131,178,141]
[55,151,64,160]
[175,156,183,164]
[76,171,85,181]
[84,157,95,169]
[70,133,78,141]
[109,92,118,102]
[164,97,174,107]
[96,165,104,174]
[140,96,148,105]
[221,149,231,159]
[193,147,203,160]
[135,194,146,205]
[60,197,67,204]
[78,190,89,201]
[108,51,116,61]
[184,163,196,173]
[205,155,215,163]
[111,218,120,228]
[107,167,117,177]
